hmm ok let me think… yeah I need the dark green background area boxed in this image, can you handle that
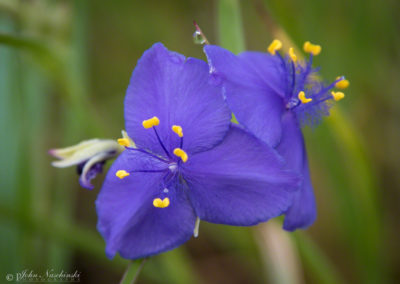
[0,0,399,283]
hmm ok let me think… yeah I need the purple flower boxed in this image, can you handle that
[204,40,348,231]
[96,43,300,260]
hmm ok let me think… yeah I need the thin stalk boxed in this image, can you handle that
[120,259,147,284]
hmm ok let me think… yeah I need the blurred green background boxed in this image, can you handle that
[0,0,399,283]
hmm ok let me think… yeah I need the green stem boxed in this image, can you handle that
[120,259,147,284]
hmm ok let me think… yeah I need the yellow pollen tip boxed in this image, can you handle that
[142,116,160,129]
[153,197,170,208]
[298,91,312,104]
[172,125,183,137]
[303,41,321,56]
[267,39,282,55]
[288,47,297,62]
[173,148,188,163]
[331,91,345,101]
[117,138,130,147]
[116,170,130,179]
[335,77,350,89]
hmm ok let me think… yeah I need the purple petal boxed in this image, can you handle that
[282,157,316,231]
[96,150,196,259]
[204,45,285,96]
[238,52,286,97]
[277,112,317,231]
[182,124,300,226]
[204,45,285,147]
[223,82,284,148]
[78,160,105,190]
[125,43,231,156]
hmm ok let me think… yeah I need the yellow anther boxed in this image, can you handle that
[335,77,350,89]
[288,47,297,62]
[303,41,321,56]
[173,148,188,163]
[153,197,170,208]
[172,125,183,138]
[267,39,282,55]
[142,116,160,129]
[116,170,130,179]
[331,91,345,101]
[117,138,130,147]
[298,91,312,104]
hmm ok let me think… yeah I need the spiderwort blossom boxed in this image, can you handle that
[50,137,125,189]
[204,40,348,231]
[96,43,300,260]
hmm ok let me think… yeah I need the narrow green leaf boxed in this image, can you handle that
[217,0,245,53]
[0,17,20,277]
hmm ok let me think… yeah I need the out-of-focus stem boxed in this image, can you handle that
[120,259,147,284]
[256,221,304,284]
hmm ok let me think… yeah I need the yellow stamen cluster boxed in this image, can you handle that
[335,77,350,89]
[288,47,297,62]
[298,91,312,104]
[116,170,130,179]
[173,148,188,163]
[331,91,345,101]
[153,197,170,208]
[117,138,130,147]
[172,125,183,137]
[267,39,282,55]
[303,41,321,56]
[142,116,160,129]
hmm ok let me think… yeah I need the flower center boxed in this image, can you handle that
[268,39,348,126]
[168,162,177,172]
[114,116,189,209]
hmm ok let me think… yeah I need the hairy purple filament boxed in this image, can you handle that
[275,51,341,126]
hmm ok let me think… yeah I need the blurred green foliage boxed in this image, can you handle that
[0,0,399,283]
